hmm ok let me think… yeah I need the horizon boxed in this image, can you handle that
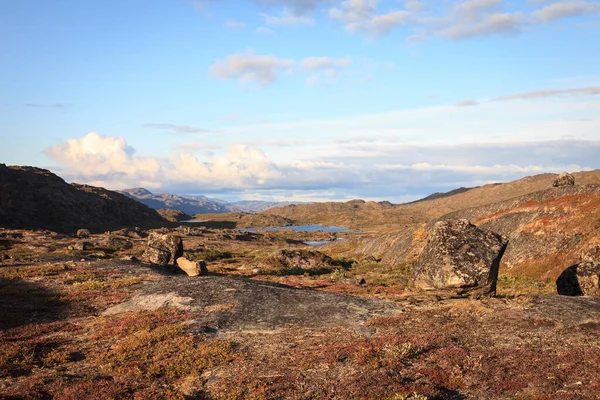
[2,0,600,202]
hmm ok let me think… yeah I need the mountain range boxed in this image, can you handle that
[119,188,306,215]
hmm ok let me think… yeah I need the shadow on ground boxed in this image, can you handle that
[0,278,68,329]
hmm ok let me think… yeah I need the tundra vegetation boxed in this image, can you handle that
[1,168,600,399]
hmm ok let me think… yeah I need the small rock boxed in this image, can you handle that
[176,257,208,276]
[553,172,575,187]
[121,255,139,263]
[355,277,366,285]
[76,229,90,238]
[1,254,10,261]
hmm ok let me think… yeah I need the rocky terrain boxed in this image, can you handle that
[2,168,600,399]
[0,165,167,233]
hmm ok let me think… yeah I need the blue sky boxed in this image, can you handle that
[1,0,599,202]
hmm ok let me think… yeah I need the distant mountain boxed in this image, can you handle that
[120,188,306,215]
[228,200,308,213]
[0,165,167,232]
[120,188,229,215]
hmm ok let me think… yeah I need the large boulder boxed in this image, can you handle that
[556,245,600,296]
[142,232,183,266]
[553,172,575,187]
[414,219,508,297]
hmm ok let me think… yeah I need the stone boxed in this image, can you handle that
[553,172,575,187]
[142,246,171,267]
[556,245,600,296]
[99,235,134,250]
[1,254,9,261]
[73,242,88,251]
[76,229,90,238]
[142,232,184,266]
[414,219,508,297]
[176,257,208,276]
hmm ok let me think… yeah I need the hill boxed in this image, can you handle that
[264,170,600,231]
[332,183,600,280]
[0,165,167,232]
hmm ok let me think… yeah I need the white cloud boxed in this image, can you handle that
[260,10,315,25]
[299,56,352,71]
[441,11,524,39]
[141,123,217,134]
[455,0,503,16]
[533,1,600,22]
[329,0,413,36]
[492,86,600,101]
[209,53,294,86]
[254,0,323,15]
[46,132,283,191]
[209,53,352,86]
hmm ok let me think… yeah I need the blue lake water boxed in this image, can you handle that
[181,219,203,223]
[240,224,353,233]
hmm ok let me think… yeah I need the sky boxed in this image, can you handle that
[1,0,600,203]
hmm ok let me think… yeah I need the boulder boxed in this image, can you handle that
[273,249,334,270]
[142,232,183,266]
[143,247,171,267]
[68,242,88,251]
[99,235,134,250]
[176,257,208,276]
[556,245,600,296]
[414,219,508,297]
[553,172,575,187]
[76,229,90,238]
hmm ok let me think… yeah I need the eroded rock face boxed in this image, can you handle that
[176,257,208,276]
[142,232,183,266]
[553,172,575,187]
[414,219,508,297]
[557,245,600,296]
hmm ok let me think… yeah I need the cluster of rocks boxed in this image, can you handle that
[141,232,207,277]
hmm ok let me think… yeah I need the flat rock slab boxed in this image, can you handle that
[105,275,399,332]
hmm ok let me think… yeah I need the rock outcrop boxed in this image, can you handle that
[556,245,600,296]
[414,219,508,297]
[176,257,208,276]
[553,172,575,187]
[142,232,184,267]
[157,209,193,223]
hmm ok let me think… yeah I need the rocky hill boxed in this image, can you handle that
[0,165,167,232]
[264,170,600,231]
[336,183,600,280]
